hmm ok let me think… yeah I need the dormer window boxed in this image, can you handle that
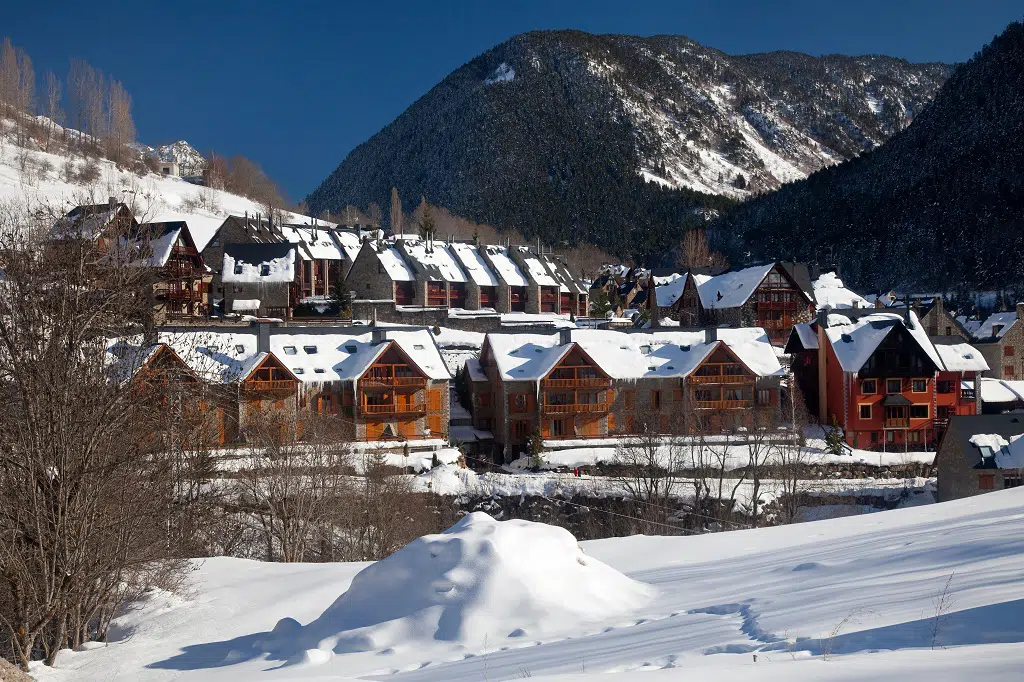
[260,264,270,276]
[303,345,318,354]
[993,324,1004,336]
[283,346,297,355]
[345,344,357,353]
[233,263,243,275]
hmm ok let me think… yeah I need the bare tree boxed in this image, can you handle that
[676,228,728,271]
[42,71,63,152]
[365,201,382,228]
[0,38,16,115]
[390,186,403,234]
[106,78,135,166]
[613,415,685,533]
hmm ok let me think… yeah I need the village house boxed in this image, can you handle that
[665,262,816,345]
[136,221,211,322]
[785,309,987,450]
[935,414,1024,501]
[117,324,451,445]
[51,199,139,257]
[977,378,1024,414]
[220,243,297,319]
[969,304,1024,380]
[468,327,784,462]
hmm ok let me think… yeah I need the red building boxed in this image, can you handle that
[787,309,987,450]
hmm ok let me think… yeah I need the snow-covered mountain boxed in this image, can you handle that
[138,140,207,176]
[307,30,950,259]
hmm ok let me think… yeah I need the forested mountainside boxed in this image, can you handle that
[306,30,949,261]
[713,22,1024,293]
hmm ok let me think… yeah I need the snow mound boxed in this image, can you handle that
[270,513,651,658]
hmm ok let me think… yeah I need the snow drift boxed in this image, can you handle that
[266,512,652,659]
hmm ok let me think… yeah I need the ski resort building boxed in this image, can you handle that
[136,221,211,322]
[785,309,988,450]
[468,327,784,461]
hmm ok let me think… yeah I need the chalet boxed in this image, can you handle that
[785,309,987,450]
[149,324,450,444]
[935,414,1024,501]
[470,327,784,462]
[670,262,815,345]
[51,200,140,263]
[969,304,1024,380]
[135,221,210,321]
[221,243,297,318]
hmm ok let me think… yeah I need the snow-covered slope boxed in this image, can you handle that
[32,488,1024,681]
[0,134,319,251]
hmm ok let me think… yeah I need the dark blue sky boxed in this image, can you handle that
[7,1,1022,200]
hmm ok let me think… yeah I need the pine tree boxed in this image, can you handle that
[528,427,545,469]
[825,416,846,457]
[590,287,611,317]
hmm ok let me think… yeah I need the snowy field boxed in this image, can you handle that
[31,488,1024,682]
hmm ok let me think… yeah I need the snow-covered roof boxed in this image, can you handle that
[483,328,783,382]
[150,327,450,384]
[957,316,983,337]
[979,378,1024,404]
[973,312,1017,341]
[399,239,468,283]
[812,272,870,309]
[696,263,775,310]
[933,342,990,373]
[824,311,942,373]
[331,230,363,262]
[968,433,1024,469]
[539,254,587,295]
[130,221,184,267]
[53,203,131,241]
[792,321,819,350]
[222,243,295,284]
[653,273,688,308]
[231,299,261,312]
[465,357,488,382]
[483,246,528,286]
[280,225,345,261]
[450,242,499,287]
[376,244,415,282]
[514,247,558,287]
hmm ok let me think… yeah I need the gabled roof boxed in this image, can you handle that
[398,239,468,283]
[481,245,528,286]
[450,242,500,287]
[972,312,1018,342]
[278,225,345,261]
[979,378,1024,404]
[539,254,587,295]
[786,321,819,353]
[134,220,200,267]
[823,311,942,373]
[222,243,296,284]
[53,202,137,241]
[481,328,783,382]
[931,339,990,372]
[778,262,815,304]
[695,263,775,310]
[238,351,300,383]
[653,273,689,308]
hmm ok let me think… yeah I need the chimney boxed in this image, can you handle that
[559,328,572,346]
[108,196,117,211]
[1017,302,1024,321]
[903,305,914,329]
[816,308,829,329]
[372,328,387,345]
[705,326,717,344]
[256,321,271,354]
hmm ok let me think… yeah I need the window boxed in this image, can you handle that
[551,419,568,437]
[859,404,872,419]
[1005,474,1022,489]
[314,368,325,374]
[283,346,297,355]
[345,345,357,353]
[886,431,895,443]
[910,404,929,419]
[908,430,921,443]
[511,394,529,413]
[992,324,1004,337]
[861,379,877,394]
[937,380,954,394]
[303,345,318,354]
[624,390,635,411]
[870,431,878,443]
[938,405,954,419]
[512,420,530,442]
[651,390,661,409]
[912,379,927,393]
[1005,365,1016,379]
[478,392,490,407]
[945,326,952,336]
[233,263,243,275]
[757,389,770,405]
[294,368,304,374]
[235,344,245,354]
[978,474,995,490]
[1005,346,1016,357]
[886,379,902,394]
[260,264,270,276]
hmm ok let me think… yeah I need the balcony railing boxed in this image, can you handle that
[690,374,752,385]
[541,377,611,389]
[163,263,199,279]
[541,402,609,415]
[692,399,752,410]
[244,379,296,392]
[160,288,200,302]
[361,376,427,388]
[361,402,427,416]
[884,415,910,429]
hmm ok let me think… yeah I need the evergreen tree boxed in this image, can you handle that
[825,416,846,457]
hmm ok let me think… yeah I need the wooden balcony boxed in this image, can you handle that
[692,399,752,410]
[244,379,296,393]
[884,415,910,429]
[541,377,611,389]
[689,374,752,385]
[163,263,199,279]
[542,402,609,415]
[361,402,427,417]
[160,288,201,302]
[361,376,427,388]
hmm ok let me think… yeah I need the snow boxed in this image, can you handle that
[866,93,884,115]
[968,433,1024,469]
[979,378,1024,404]
[812,272,869,309]
[653,273,688,307]
[515,247,559,286]
[973,312,1017,340]
[464,357,487,381]
[35,489,1024,682]
[933,342,989,372]
[449,242,499,286]
[401,239,468,282]
[792,322,818,350]
[133,222,181,267]
[332,229,363,262]
[222,246,295,283]
[483,245,528,286]
[230,298,260,312]
[483,328,783,382]
[824,311,942,373]
[377,245,415,282]
[279,225,346,261]
[484,62,515,86]
[696,263,774,310]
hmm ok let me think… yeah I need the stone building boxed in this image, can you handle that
[221,243,297,318]
[970,304,1024,380]
[935,413,1024,501]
